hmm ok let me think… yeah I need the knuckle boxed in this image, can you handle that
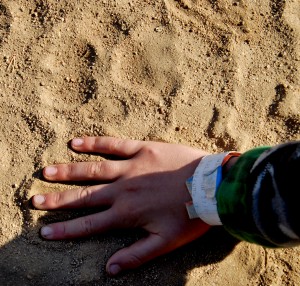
[86,162,102,178]
[66,163,76,178]
[92,137,98,150]
[80,217,94,235]
[108,138,122,152]
[115,200,139,226]
[52,192,61,207]
[127,253,143,268]
[59,221,67,236]
[141,145,158,158]
[78,187,93,206]
[123,203,136,219]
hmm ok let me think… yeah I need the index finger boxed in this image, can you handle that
[71,137,145,157]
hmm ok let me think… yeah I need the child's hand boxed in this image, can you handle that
[32,137,210,276]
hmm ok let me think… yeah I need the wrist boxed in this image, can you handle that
[185,152,240,225]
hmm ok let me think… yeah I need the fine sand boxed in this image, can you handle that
[0,0,299,285]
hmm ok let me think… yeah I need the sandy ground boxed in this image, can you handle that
[0,0,299,285]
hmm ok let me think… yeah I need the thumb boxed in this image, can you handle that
[106,234,167,276]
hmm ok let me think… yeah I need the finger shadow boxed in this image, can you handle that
[101,227,239,285]
[35,211,238,286]
[0,220,237,286]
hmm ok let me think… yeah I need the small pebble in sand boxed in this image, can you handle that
[154,27,163,32]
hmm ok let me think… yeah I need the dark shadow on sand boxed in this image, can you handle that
[0,167,239,286]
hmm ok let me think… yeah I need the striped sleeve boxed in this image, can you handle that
[217,141,300,247]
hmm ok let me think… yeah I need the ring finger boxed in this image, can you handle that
[40,208,117,240]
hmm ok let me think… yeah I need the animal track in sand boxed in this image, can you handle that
[29,1,99,108]
[163,0,245,53]
[110,27,182,105]
[109,23,186,133]
[35,38,99,109]
[163,0,240,122]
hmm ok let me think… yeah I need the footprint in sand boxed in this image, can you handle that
[110,22,182,104]
[35,38,99,109]
[29,1,99,109]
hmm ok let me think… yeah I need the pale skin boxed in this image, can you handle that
[32,136,212,276]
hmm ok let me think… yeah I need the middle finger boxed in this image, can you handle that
[33,184,115,210]
[43,160,128,182]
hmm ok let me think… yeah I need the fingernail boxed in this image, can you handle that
[34,195,45,205]
[108,264,121,276]
[72,138,84,147]
[44,166,57,177]
[41,226,53,238]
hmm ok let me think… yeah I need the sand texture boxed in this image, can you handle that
[0,0,299,285]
